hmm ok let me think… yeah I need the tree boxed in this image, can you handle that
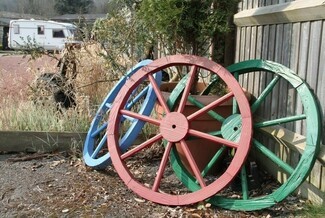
[135,0,239,85]
[136,0,239,62]
[54,0,94,14]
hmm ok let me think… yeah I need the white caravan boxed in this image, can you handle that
[8,19,79,51]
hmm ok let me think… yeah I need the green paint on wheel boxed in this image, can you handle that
[168,59,321,211]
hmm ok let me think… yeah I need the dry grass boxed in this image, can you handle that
[0,99,91,132]
[0,42,132,132]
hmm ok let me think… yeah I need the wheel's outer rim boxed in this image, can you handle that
[107,54,252,206]
[169,59,322,210]
[83,59,162,169]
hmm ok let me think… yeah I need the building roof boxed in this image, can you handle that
[0,11,44,26]
[51,14,107,23]
[0,12,106,26]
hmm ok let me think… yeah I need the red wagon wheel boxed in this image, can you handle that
[107,55,252,206]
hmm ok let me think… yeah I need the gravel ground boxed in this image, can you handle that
[0,152,307,217]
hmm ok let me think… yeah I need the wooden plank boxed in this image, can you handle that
[248,26,257,94]
[0,131,147,153]
[247,0,253,9]
[316,21,325,144]
[309,161,322,192]
[306,21,322,90]
[259,25,269,112]
[243,26,251,89]
[320,166,325,193]
[264,25,276,151]
[253,145,325,205]
[238,1,243,12]
[235,27,241,63]
[0,131,87,152]
[239,27,246,85]
[257,0,263,7]
[288,22,300,131]
[234,0,325,27]
[295,22,310,135]
[254,25,263,92]
[296,169,325,205]
[279,23,292,129]
[242,0,248,10]
[260,125,325,165]
[281,23,292,67]
[240,27,246,62]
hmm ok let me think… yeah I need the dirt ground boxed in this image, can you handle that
[0,52,58,102]
[0,53,308,217]
[0,152,307,217]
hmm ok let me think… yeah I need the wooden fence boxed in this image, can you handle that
[234,0,325,205]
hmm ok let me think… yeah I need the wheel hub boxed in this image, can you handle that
[221,114,243,142]
[159,112,189,142]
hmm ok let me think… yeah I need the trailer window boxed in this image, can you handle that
[13,24,19,34]
[38,25,44,35]
[53,29,65,38]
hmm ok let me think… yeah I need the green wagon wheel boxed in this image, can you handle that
[169,59,322,210]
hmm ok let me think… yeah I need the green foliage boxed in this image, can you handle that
[54,0,94,14]
[92,7,150,73]
[136,0,239,56]
[297,204,325,217]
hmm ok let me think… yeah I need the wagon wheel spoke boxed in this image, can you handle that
[188,129,239,149]
[179,139,207,187]
[90,121,108,138]
[252,138,294,174]
[177,65,198,113]
[148,74,170,114]
[201,146,227,177]
[232,72,239,114]
[125,86,149,109]
[240,166,249,200]
[251,75,280,113]
[152,141,174,191]
[90,133,107,158]
[121,134,163,160]
[187,95,226,122]
[254,114,307,128]
[120,109,161,126]
[107,55,252,206]
[83,60,162,169]
[187,92,234,122]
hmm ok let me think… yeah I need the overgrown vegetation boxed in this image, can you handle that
[0,99,90,132]
[0,42,114,132]
[136,0,239,60]
[296,203,325,217]
[1,0,239,131]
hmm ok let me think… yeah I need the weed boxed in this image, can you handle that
[296,203,325,217]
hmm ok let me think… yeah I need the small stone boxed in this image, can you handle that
[62,209,69,213]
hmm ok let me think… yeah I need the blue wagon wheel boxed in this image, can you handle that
[169,59,322,210]
[83,60,162,169]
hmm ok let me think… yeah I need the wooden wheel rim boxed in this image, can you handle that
[83,59,162,169]
[169,59,322,210]
[107,55,252,205]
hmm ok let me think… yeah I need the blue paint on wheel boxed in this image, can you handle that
[83,60,162,169]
